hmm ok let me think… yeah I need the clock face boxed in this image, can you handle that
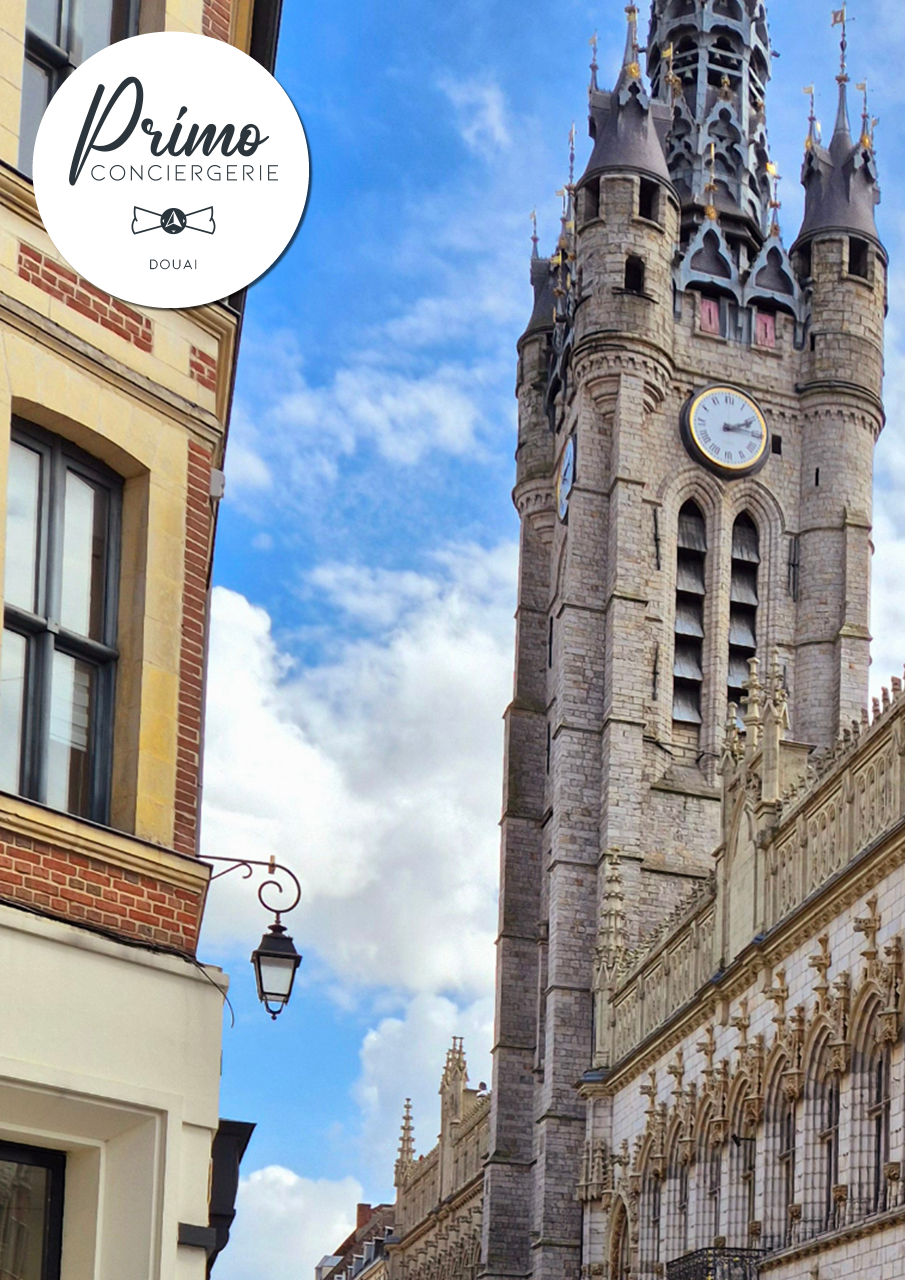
[680,386,769,478]
[557,437,575,521]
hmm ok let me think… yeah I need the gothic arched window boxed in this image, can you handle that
[777,1096,796,1245]
[867,1042,892,1215]
[611,1201,632,1280]
[642,1172,662,1270]
[728,513,759,719]
[673,502,707,732]
[817,1056,840,1231]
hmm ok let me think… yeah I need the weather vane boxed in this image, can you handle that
[831,5,852,80]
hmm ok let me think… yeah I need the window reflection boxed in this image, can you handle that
[60,470,108,640]
[0,1160,49,1280]
[4,442,42,614]
[47,651,94,817]
[0,631,27,794]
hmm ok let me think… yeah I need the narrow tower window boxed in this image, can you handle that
[673,502,707,729]
[624,255,646,295]
[639,178,659,224]
[849,237,870,280]
[728,513,759,720]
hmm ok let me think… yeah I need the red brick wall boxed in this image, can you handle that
[173,442,214,856]
[189,345,218,393]
[0,827,203,953]
[203,0,231,41]
[18,243,153,353]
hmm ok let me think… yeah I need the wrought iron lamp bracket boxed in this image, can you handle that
[203,855,302,922]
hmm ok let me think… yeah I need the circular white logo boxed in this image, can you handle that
[33,32,310,309]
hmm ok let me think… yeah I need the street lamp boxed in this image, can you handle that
[204,855,303,1019]
[251,920,302,1019]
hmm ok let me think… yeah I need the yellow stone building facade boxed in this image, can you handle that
[0,1,280,1276]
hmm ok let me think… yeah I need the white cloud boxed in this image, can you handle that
[200,539,517,999]
[213,1168,363,1280]
[438,77,511,156]
[353,993,494,1182]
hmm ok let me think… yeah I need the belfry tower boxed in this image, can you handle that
[481,2,885,1276]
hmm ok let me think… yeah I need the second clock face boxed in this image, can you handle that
[681,386,769,478]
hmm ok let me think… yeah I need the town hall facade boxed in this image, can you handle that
[320,2,905,1278]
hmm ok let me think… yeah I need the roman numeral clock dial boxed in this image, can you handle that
[679,385,769,479]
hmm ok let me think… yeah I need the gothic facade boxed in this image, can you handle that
[346,1,901,1276]
[480,0,897,1277]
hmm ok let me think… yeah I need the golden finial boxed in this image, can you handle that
[625,4,641,79]
[855,81,873,149]
[589,30,598,93]
[663,43,681,101]
[766,161,782,236]
[704,141,718,221]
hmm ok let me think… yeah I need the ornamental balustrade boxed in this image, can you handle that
[665,1247,765,1280]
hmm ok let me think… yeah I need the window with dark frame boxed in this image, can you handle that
[819,1062,840,1231]
[728,513,759,725]
[1,420,121,823]
[0,1140,66,1280]
[778,1097,796,1245]
[868,1044,891,1215]
[19,0,140,177]
[673,502,707,728]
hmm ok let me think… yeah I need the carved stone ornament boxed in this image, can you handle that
[828,1041,850,1075]
[788,1203,803,1222]
[679,1136,696,1167]
[885,1162,902,1183]
[832,1184,849,1205]
[600,1189,614,1212]
[748,1220,762,1240]
[781,1068,803,1102]
[713,1236,727,1249]
[743,1094,764,1125]
[710,1117,728,1147]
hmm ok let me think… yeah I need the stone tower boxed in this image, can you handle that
[481,2,885,1277]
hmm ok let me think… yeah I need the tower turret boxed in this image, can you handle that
[575,4,679,353]
[790,62,886,745]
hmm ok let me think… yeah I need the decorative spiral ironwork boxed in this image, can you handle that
[204,856,302,921]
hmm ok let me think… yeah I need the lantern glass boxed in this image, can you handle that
[250,922,301,1017]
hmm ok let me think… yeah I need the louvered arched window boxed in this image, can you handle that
[729,514,760,718]
[673,502,707,729]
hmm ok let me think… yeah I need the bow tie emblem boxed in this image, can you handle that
[132,206,216,236]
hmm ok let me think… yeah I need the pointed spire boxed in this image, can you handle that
[832,74,852,151]
[601,851,627,957]
[581,4,670,186]
[619,4,641,86]
[395,1098,415,1185]
[804,85,820,152]
[530,209,538,259]
[589,31,599,94]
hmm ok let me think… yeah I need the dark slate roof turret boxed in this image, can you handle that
[520,252,556,343]
[796,77,880,245]
[581,4,671,186]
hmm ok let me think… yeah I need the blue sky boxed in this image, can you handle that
[199,2,905,1274]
